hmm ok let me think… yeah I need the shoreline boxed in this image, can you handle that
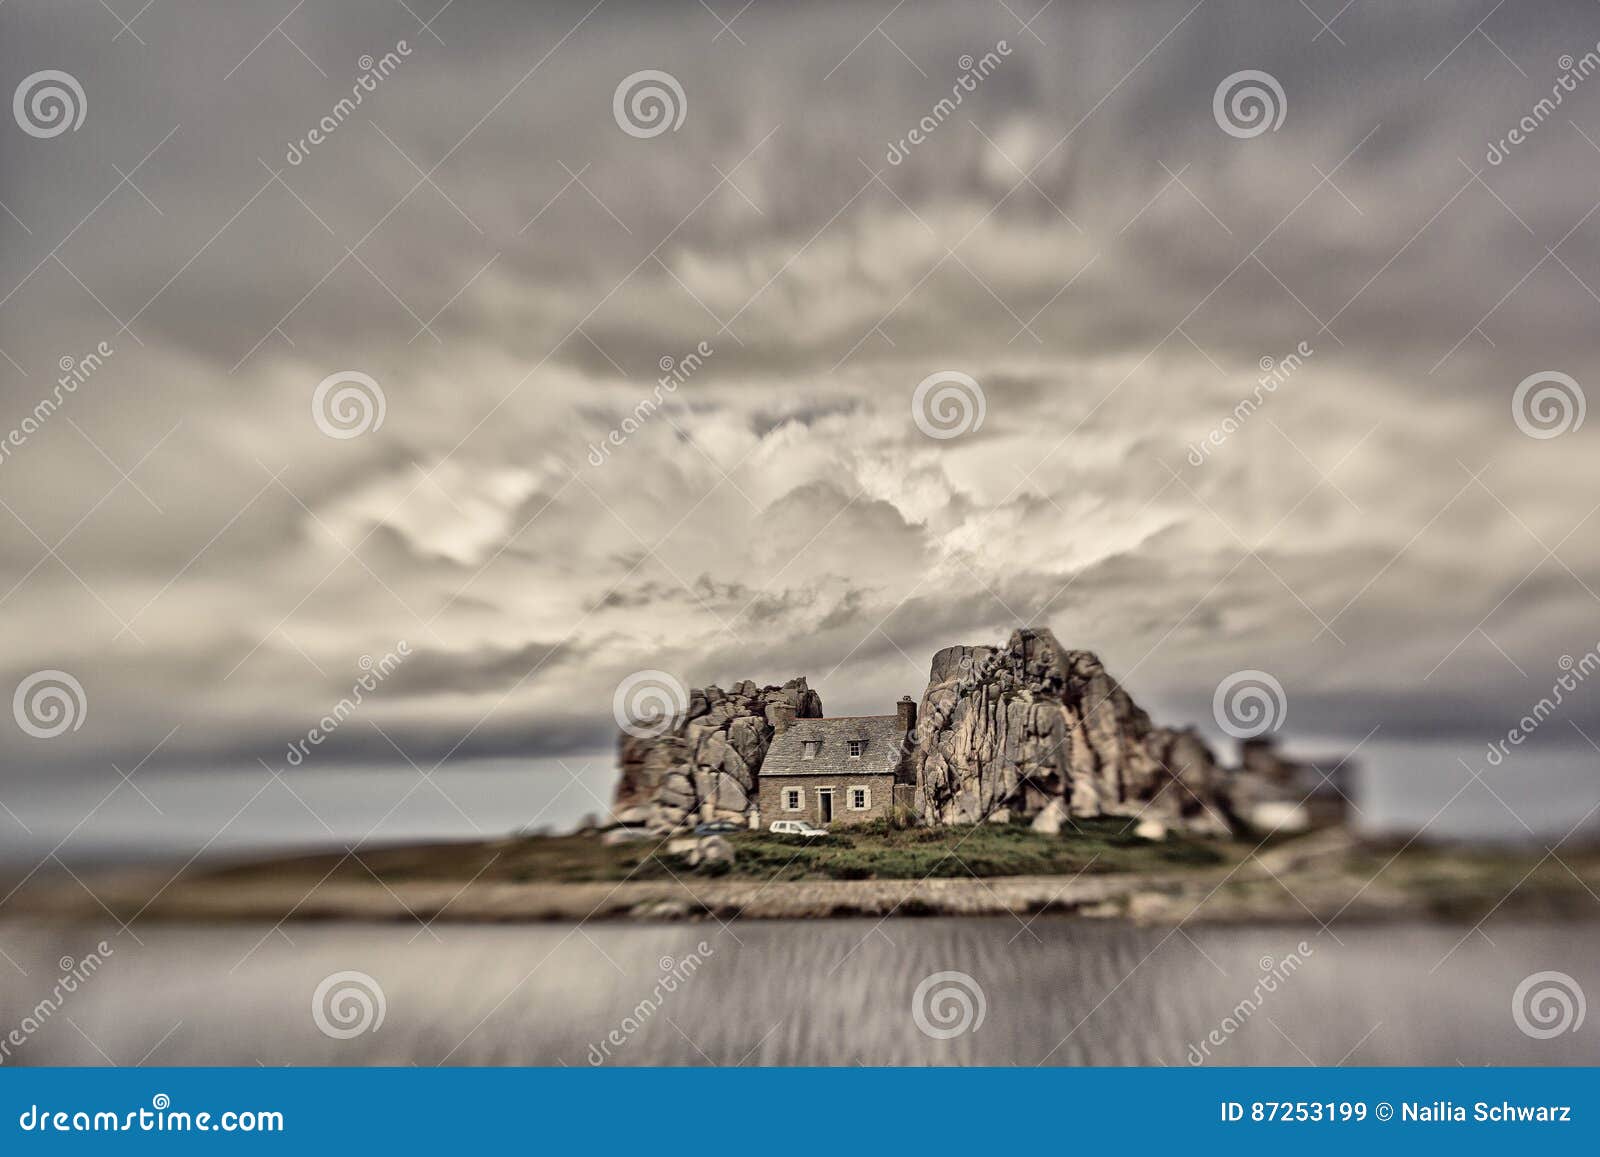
[7,829,1599,926]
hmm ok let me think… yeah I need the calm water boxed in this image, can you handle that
[1,917,1595,1066]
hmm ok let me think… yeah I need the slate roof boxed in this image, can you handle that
[760,715,907,777]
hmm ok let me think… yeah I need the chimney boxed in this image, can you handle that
[897,695,917,734]
[770,701,796,734]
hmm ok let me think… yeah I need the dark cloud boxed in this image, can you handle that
[382,639,574,697]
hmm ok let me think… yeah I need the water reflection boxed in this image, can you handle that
[0,917,1593,1066]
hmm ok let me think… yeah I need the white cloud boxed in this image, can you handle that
[320,460,544,567]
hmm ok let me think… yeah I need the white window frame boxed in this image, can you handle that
[847,739,864,758]
[801,741,819,760]
[783,787,804,811]
[847,785,871,811]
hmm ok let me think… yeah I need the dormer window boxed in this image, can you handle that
[847,739,864,758]
[802,741,820,760]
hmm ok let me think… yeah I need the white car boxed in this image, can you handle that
[768,819,829,838]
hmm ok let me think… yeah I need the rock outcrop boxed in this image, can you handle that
[610,629,1240,837]
[612,677,822,832]
[906,628,1231,835]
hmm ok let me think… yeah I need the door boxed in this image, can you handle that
[818,789,833,823]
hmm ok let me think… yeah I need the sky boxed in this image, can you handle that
[2,0,1600,857]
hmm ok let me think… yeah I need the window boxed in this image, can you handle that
[801,741,819,760]
[784,788,803,811]
[848,786,871,811]
[847,739,864,758]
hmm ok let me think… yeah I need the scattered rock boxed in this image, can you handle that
[1126,891,1177,922]
[628,899,691,920]
[1030,798,1069,835]
[1245,800,1310,834]
[697,835,734,866]
[1079,900,1125,919]
[1134,819,1168,841]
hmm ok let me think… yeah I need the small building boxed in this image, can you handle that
[755,697,917,827]
[1230,737,1356,833]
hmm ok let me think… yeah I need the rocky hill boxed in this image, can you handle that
[907,628,1230,836]
[613,677,822,832]
[612,628,1240,836]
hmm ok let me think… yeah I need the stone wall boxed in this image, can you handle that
[757,773,897,828]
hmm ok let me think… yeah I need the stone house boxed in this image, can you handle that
[754,697,918,827]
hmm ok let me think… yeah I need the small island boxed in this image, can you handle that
[14,628,1600,927]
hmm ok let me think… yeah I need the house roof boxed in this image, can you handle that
[760,715,907,777]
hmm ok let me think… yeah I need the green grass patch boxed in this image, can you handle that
[202,814,1232,887]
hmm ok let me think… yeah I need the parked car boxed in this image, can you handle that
[694,820,743,835]
[768,819,829,838]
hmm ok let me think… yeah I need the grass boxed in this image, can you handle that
[202,815,1232,887]
[181,823,1600,926]
[704,817,1227,881]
